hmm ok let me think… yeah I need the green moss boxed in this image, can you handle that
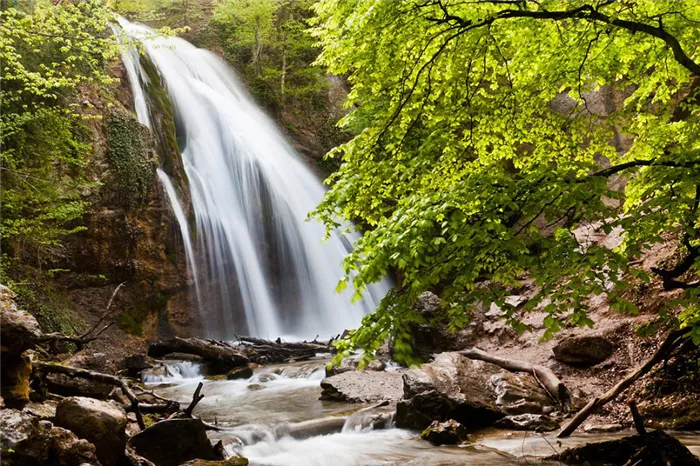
[105,110,155,208]
[117,292,168,336]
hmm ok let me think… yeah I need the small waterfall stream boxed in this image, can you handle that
[117,18,390,340]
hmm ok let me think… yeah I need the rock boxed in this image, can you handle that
[325,356,359,376]
[162,352,205,362]
[22,400,58,420]
[226,366,253,380]
[124,446,157,466]
[548,430,700,465]
[553,335,614,366]
[48,426,99,466]
[55,396,127,466]
[395,292,477,361]
[320,371,404,403]
[0,285,42,354]
[1,350,32,407]
[490,371,554,414]
[179,458,249,466]
[396,352,503,430]
[583,423,624,433]
[366,359,386,371]
[123,354,154,378]
[128,418,223,466]
[495,414,560,432]
[420,419,470,445]
[247,384,263,391]
[0,408,50,465]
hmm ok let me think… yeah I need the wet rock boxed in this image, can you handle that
[320,371,404,403]
[124,446,157,466]
[128,418,223,466]
[247,384,263,391]
[48,426,99,466]
[553,335,614,366]
[396,352,502,430]
[123,354,154,378]
[226,366,253,380]
[366,359,386,371]
[22,400,58,420]
[55,396,127,466]
[583,423,624,433]
[548,430,700,465]
[0,408,50,465]
[179,458,249,466]
[325,356,359,376]
[420,419,469,445]
[490,371,554,415]
[495,414,560,432]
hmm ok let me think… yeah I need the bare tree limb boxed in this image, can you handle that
[558,328,685,438]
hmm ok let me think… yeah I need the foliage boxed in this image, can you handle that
[212,0,327,115]
[105,110,155,207]
[0,0,119,268]
[312,0,700,362]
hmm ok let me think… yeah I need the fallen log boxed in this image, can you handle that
[148,337,249,372]
[236,336,332,364]
[557,328,685,438]
[33,361,146,430]
[459,347,571,408]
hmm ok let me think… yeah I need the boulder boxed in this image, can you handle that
[0,285,41,354]
[128,418,223,466]
[393,292,477,361]
[0,408,50,465]
[495,414,560,432]
[55,396,127,466]
[490,371,554,415]
[123,354,155,378]
[48,426,99,466]
[226,366,253,380]
[395,352,503,430]
[548,430,700,465]
[553,335,614,366]
[320,371,404,403]
[420,419,470,445]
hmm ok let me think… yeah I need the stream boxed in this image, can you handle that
[144,358,700,465]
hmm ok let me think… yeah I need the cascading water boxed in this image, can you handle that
[117,18,390,339]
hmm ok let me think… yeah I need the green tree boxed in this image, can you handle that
[212,0,326,114]
[1,0,121,268]
[312,0,700,362]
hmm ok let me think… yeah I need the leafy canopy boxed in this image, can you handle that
[311,0,700,362]
[1,0,119,267]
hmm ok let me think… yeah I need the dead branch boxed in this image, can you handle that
[184,381,204,417]
[33,361,145,430]
[459,347,571,408]
[558,329,685,438]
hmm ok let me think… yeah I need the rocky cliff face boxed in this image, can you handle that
[11,54,201,358]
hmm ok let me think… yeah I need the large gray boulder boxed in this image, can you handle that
[128,418,223,466]
[320,370,404,403]
[55,396,127,466]
[553,334,614,366]
[396,352,556,430]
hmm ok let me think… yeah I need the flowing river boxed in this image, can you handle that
[143,358,700,465]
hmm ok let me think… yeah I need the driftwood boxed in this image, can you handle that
[236,336,332,364]
[149,336,332,371]
[149,337,250,372]
[33,361,145,430]
[558,329,685,438]
[184,382,204,417]
[459,347,571,408]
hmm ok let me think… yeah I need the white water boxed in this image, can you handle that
[118,18,390,340]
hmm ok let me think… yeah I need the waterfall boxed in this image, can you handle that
[117,18,390,340]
